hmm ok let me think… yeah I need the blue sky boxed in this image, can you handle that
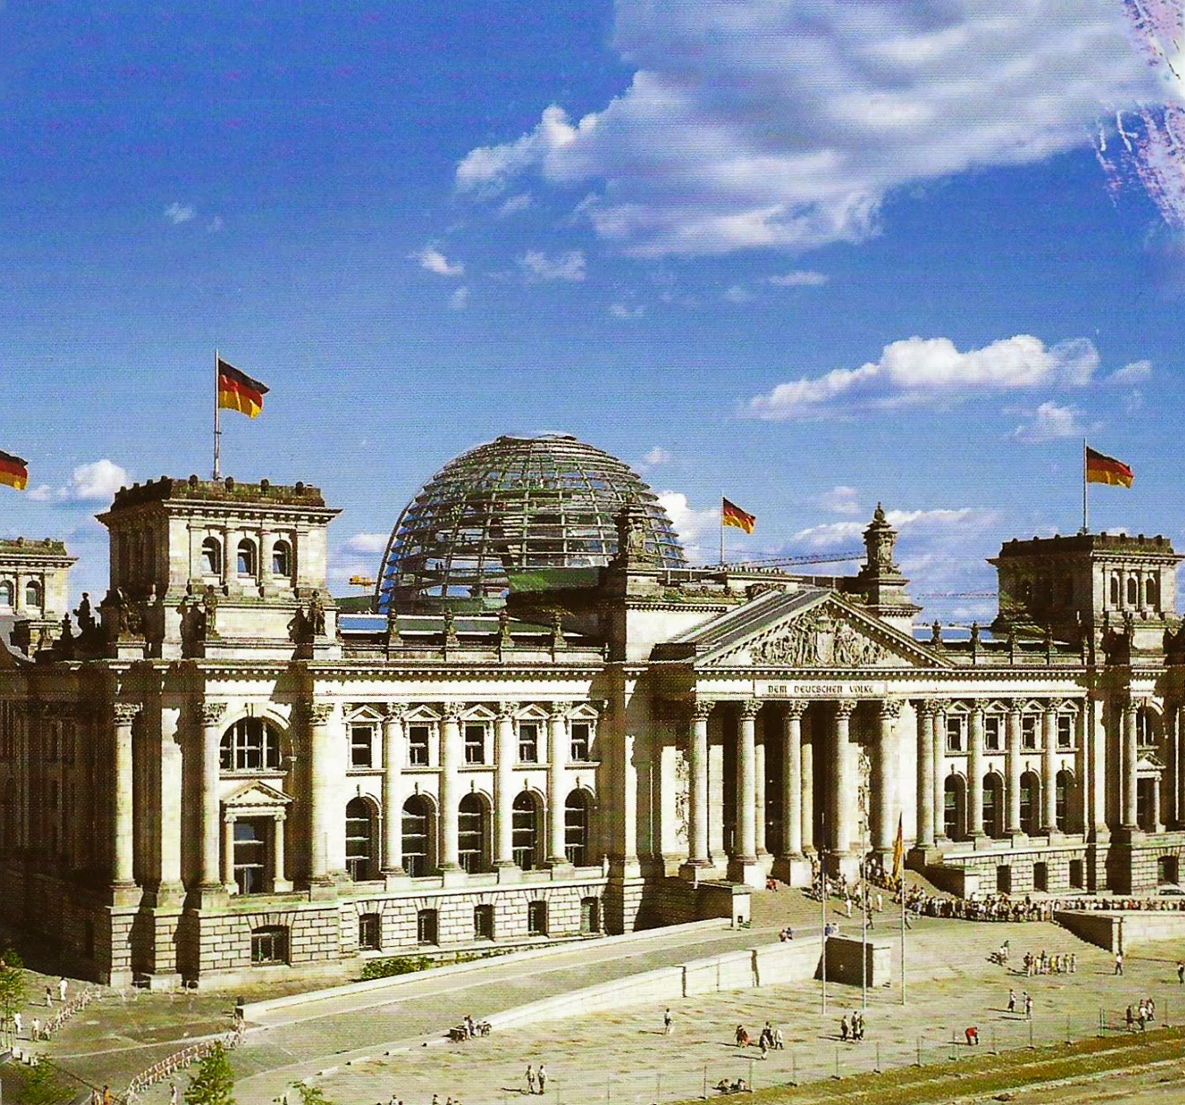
[4,1,1185,627]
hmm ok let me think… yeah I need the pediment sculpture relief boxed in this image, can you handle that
[748,610,888,668]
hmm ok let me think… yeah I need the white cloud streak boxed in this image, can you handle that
[518,249,587,282]
[344,532,389,554]
[456,2,1158,256]
[164,202,195,225]
[743,334,1098,420]
[769,270,829,287]
[414,246,465,277]
[1010,400,1086,442]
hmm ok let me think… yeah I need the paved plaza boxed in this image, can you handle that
[9,892,1185,1105]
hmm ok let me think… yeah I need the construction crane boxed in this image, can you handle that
[348,575,376,589]
[728,550,865,569]
[914,591,996,599]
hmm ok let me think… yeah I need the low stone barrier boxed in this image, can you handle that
[1055,908,1185,952]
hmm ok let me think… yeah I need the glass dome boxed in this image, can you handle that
[377,434,686,611]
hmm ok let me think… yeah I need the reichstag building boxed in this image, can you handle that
[1,433,1183,987]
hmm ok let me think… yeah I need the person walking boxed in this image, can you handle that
[1177,960,1184,984]
[13,1011,21,1036]
[1024,992,1033,1021]
[1114,951,1124,976]
[1008,988,1017,1014]
[537,1064,547,1096]
[58,977,68,1003]
[45,985,53,1007]
[840,1015,849,1042]
[525,1066,536,1095]
[663,1007,673,1035]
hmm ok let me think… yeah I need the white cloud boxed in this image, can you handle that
[498,192,533,217]
[206,215,224,232]
[164,202,195,225]
[815,485,861,515]
[450,286,470,310]
[26,484,53,502]
[743,334,1098,420]
[1011,400,1086,442]
[414,245,465,277]
[657,491,719,561]
[724,285,753,303]
[609,302,645,318]
[1110,358,1152,382]
[518,249,587,282]
[456,3,1157,256]
[643,446,673,466]
[63,459,130,502]
[769,270,829,287]
[344,532,389,554]
[790,507,993,549]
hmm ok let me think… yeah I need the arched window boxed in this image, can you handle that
[1127,576,1139,605]
[219,718,282,772]
[512,792,540,870]
[982,773,1004,838]
[564,789,592,865]
[201,537,222,576]
[1019,771,1039,835]
[346,797,377,881]
[0,580,12,607]
[458,793,489,873]
[943,776,966,841]
[1055,770,1072,832]
[402,795,434,877]
[272,540,291,577]
[1148,575,1160,609]
[24,580,42,608]
[237,539,257,577]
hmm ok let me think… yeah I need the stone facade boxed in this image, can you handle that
[2,461,1185,987]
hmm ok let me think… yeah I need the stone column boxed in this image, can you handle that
[1041,702,1059,833]
[273,813,291,891]
[307,702,336,881]
[782,702,806,860]
[381,705,405,877]
[494,704,517,869]
[686,700,713,868]
[159,706,184,893]
[1122,699,1139,830]
[439,703,462,871]
[968,700,985,839]
[833,701,856,856]
[1089,695,1109,838]
[198,701,226,888]
[221,813,236,890]
[916,701,936,848]
[932,705,947,841]
[801,720,815,854]
[547,703,569,865]
[1006,704,1023,836]
[1176,705,1185,830]
[874,701,901,853]
[112,703,139,887]
[1152,773,1163,832]
[754,727,768,856]
[736,701,760,863]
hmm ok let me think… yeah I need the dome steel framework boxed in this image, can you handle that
[377,434,686,611]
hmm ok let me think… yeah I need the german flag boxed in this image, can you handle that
[217,358,269,419]
[0,450,28,491]
[1086,446,1133,489]
[722,497,756,534]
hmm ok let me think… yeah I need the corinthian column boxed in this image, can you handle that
[874,700,901,854]
[381,704,405,876]
[1122,699,1139,830]
[916,700,936,848]
[494,703,517,869]
[112,703,140,887]
[1005,703,1022,836]
[686,699,713,868]
[968,700,986,840]
[198,701,226,888]
[833,701,856,856]
[782,701,806,860]
[547,703,569,865]
[439,703,462,870]
[1042,701,1060,833]
[307,702,336,881]
[737,701,760,863]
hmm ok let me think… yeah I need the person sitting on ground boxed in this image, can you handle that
[965,1026,979,1046]
[735,1025,750,1048]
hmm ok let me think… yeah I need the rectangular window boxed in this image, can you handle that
[417,908,439,945]
[527,900,548,936]
[945,717,964,753]
[358,912,381,951]
[350,724,374,768]
[570,722,591,762]
[233,817,269,895]
[474,904,495,941]
[984,716,1002,753]
[580,896,600,934]
[251,926,289,964]
[518,723,539,764]
[1021,716,1038,751]
[464,724,486,765]
[1057,714,1073,750]
[408,724,430,766]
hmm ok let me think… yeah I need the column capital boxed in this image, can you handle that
[441,701,464,722]
[382,703,406,723]
[691,698,716,721]
[198,701,226,726]
[739,699,761,720]
[835,699,857,719]
[112,702,141,726]
[495,701,519,721]
[548,701,571,720]
[222,809,237,825]
[1045,698,1065,714]
[784,700,808,720]
[879,699,903,720]
[969,698,989,713]
[1007,699,1023,718]
[307,702,334,725]
[919,698,941,718]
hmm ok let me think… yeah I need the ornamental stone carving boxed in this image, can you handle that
[691,699,716,721]
[784,700,808,719]
[749,610,888,668]
[307,703,334,725]
[441,701,463,722]
[832,622,887,667]
[879,699,903,720]
[198,702,227,727]
[740,699,762,720]
[835,699,857,720]
[383,703,406,723]
[112,702,141,725]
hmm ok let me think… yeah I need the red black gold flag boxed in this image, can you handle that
[217,358,269,419]
[0,450,28,491]
[1085,446,1133,488]
[722,497,756,534]
[892,813,904,886]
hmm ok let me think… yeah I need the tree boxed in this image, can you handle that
[0,956,27,1048]
[20,1056,72,1105]
[288,1084,336,1105]
[184,1042,236,1105]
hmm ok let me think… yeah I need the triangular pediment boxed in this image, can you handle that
[224,781,293,810]
[674,589,948,670]
[1136,751,1165,776]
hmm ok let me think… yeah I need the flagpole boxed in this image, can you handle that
[213,349,222,481]
[1081,438,1087,534]
[719,493,725,567]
